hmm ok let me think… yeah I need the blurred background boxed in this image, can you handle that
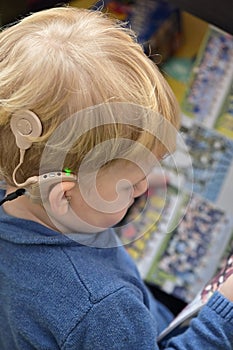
[1,0,232,34]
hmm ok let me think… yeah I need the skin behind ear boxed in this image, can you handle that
[48,181,76,215]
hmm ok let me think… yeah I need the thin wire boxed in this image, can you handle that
[12,149,38,187]
[0,188,26,206]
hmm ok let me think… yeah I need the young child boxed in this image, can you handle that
[0,6,232,349]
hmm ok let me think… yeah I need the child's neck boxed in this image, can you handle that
[3,185,58,231]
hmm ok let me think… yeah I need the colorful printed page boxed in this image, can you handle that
[181,26,233,128]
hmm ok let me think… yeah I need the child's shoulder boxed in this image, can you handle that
[61,235,144,302]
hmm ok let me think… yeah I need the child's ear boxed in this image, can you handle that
[48,181,76,215]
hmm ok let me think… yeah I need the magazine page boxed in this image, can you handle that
[181,25,233,128]
[163,115,233,215]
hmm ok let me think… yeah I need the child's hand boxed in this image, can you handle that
[219,274,233,302]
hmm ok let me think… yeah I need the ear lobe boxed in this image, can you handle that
[48,181,76,216]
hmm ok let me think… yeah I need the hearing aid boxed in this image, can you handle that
[10,110,43,150]
[28,171,77,204]
[10,110,43,188]
[9,110,77,203]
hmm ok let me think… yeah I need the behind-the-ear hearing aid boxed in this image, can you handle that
[0,171,77,206]
[6,110,78,205]
[10,110,43,187]
[28,171,77,204]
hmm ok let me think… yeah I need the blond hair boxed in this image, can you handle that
[0,6,180,186]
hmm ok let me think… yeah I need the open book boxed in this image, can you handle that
[157,251,233,341]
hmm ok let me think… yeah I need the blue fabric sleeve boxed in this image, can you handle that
[63,287,159,350]
[165,292,233,350]
[62,288,233,350]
